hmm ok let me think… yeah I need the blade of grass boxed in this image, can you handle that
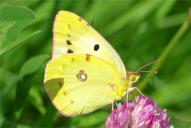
[155,0,176,23]
[0,68,19,115]
[35,104,57,127]
[103,0,163,36]
[152,73,191,106]
[16,124,31,128]
[84,0,134,30]
[14,55,50,120]
[71,111,108,128]
[139,16,191,91]
[28,86,46,115]
[158,13,187,29]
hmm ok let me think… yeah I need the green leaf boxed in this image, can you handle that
[0,30,41,56]
[0,6,39,56]
[19,55,49,78]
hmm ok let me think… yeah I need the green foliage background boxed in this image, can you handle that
[0,0,191,128]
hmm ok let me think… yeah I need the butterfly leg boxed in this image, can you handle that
[80,95,94,115]
[112,100,116,110]
[128,87,145,96]
[80,105,86,115]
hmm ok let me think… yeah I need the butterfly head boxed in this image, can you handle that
[126,72,140,84]
[126,60,159,84]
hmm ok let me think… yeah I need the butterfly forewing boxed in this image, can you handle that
[53,11,126,78]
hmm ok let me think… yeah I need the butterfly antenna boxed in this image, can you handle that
[138,70,158,74]
[135,60,160,73]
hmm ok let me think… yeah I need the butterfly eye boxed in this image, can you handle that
[129,74,140,83]
[130,75,136,81]
[94,44,99,51]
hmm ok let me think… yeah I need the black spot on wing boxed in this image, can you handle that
[67,49,74,53]
[94,44,99,51]
[66,40,72,45]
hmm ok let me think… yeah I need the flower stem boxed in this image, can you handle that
[139,14,191,91]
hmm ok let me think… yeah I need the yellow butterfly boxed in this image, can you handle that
[44,11,140,116]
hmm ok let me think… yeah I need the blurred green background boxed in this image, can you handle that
[0,0,191,128]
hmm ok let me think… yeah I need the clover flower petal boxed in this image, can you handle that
[106,96,173,128]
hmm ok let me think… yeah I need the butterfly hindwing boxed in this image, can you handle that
[44,54,122,115]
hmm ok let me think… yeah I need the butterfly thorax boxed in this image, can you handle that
[113,79,127,100]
